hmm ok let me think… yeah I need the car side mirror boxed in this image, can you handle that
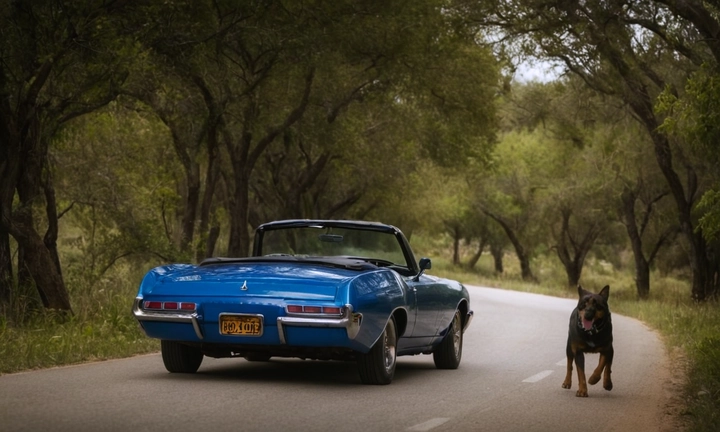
[413,257,432,281]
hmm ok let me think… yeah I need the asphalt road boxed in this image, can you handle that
[0,286,676,432]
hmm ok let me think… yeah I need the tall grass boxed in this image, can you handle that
[0,263,158,374]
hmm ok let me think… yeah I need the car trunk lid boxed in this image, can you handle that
[149,262,358,301]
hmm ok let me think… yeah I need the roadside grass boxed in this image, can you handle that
[0,264,159,374]
[1,239,718,430]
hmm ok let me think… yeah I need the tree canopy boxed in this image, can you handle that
[2,0,719,318]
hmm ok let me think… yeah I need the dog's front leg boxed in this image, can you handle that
[574,351,588,397]
[588,348,614,391]
[588,353,606,386]
[562,341,574,389]
[603,347,613,391]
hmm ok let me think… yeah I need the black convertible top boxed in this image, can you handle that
[255,219,401,234]
[198,255,378,271]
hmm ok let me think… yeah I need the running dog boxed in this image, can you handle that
[562,285,613,397]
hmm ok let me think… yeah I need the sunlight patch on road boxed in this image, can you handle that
[523,370,554,383]
[407,417,451,431]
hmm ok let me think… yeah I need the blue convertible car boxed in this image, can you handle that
[133,219,473,384]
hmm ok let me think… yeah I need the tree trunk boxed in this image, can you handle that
[42,168,63,275]
[619,186,652,299]
[196,118,221,261]
[635,259,651,299]
[483,210,535,281]
[490,242,504,273]
[193,75,223,261]
[180,165,201,252]
[1,118,73,314]
[628,98,711,300]
[517,249,535,282]
[227,169,252,257]
[467,238,486,269]
[563,261,582,289]
[0,227,12,312]
[12,207,72,311]
[452,225,461,266]
[554,209,598,289]
[205,225,221,259]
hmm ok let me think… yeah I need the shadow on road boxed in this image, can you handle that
[140,356,445,387]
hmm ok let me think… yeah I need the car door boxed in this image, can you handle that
[404,274,444,344]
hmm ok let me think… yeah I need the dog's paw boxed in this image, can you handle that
[576,389,588,397]
[588,374,600,385]
[603,380,613,391]
[561,381,572,389]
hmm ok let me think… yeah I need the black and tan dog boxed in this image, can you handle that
[562,285,613,397]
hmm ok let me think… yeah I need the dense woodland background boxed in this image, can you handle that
[1,0,720,321]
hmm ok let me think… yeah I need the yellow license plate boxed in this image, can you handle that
[219,314,263,336]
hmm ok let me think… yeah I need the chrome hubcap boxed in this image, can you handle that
[452,313,462,356]
[383,320,397,372]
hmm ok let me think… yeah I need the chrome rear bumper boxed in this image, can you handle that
[132,297,363,344]
[277,304,362,344]
[132,297,204,340]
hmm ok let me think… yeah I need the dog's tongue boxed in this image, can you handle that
[582,318,594,330]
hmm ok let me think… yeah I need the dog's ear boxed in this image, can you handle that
[577,285,588,299]
[599,285,610,301]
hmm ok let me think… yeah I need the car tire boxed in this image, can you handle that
[433,310,463,369]
[161,340,204,373]
[357,316,397,385]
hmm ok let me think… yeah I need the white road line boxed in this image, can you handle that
[557,358,567,366]
[407,418,451,431]
[523,370,554,383]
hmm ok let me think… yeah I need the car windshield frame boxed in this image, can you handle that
[253,220,419,275]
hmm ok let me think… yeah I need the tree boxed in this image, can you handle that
[137,0,500,258]
[0,1,138,313]
[471,130,547,282]
[473,0,720,300]
[54,104,183,283]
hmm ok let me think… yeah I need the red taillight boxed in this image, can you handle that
[180,302,196,311]
[286,305,343,315]
[144,301,162,310]
[143,301,196,312]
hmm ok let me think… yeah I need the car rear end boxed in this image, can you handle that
[133,262,368,358]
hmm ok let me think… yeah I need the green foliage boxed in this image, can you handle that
[0,262,158,374]
[696,189,720,241]
[688,336,720,431]
[658,67,720,243]
[54,102,186,282]
[658,67,720,165]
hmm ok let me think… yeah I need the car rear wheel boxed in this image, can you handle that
[357,316,397,385]
[161,340,204,373]
[433,310,463,369]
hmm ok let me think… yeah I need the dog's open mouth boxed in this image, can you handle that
[582,317,594,330]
